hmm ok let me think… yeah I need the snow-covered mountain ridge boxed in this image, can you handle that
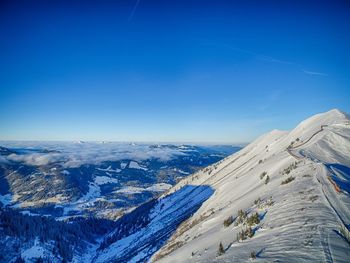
[150,109,350,262]
[96,109,350,263]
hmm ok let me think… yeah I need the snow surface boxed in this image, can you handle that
[0,193,12,206]
[129,161,148,171]
[97,166,121,173]
[173,168,190,175]
[146,183,172,192]
[61,170,70,175]
[94,176,119,185]
[20,210,40,216]
[62,182,101,215]
[113,183,172,195]
[114,186,145,195]
[21,238,46,261]
[120,162,128,169]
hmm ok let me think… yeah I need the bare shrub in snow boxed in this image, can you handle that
[281,176,295,185]
[234,209,247,226]
[254,197,261,206]
[303,174,312,177]
[266,197,274,206]
[237,227,254,241]
[223,215,234,227]
[282,162,298,175]
[260,171,267,179]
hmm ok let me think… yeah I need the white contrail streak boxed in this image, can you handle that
[128,0,141,22]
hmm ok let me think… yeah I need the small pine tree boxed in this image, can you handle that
[238,209,246,219]
[236,209,247,224]
[265,175,270,184]
[246,226,254,238]
[218,242,225,255]
[247,212,260,226]
[250,251,256,259]
[238,229,246,241]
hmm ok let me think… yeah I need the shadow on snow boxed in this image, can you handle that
[97,184,214,262]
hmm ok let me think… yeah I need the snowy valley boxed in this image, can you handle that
[0,143,238,262]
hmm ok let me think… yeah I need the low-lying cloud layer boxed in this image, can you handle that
[7,152,63,166]
[0,142,189,168]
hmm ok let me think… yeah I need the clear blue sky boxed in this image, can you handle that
[1,0,349,143]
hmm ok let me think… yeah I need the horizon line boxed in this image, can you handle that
[0,139,248,146]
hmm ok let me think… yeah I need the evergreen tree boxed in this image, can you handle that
[265,175,270,184]
[218,242,225,255]
[14,257,25,263]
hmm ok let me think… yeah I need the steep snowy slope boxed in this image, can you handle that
[150,109,350,262]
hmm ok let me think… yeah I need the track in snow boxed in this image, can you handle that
[287,125,350,259]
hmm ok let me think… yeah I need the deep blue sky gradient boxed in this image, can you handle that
[1,0,350,142]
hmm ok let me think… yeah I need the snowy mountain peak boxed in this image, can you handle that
[328,108,348,117]
[290,108,349,134]
[299,108,348,127]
